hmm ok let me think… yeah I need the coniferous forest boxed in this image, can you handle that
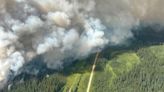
[3,44,164,92]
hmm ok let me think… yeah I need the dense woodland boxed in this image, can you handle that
[3,44,164,92]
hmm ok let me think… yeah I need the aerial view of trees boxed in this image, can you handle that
[5,45,164,92]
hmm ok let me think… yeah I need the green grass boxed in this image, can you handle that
[63,73,81,92]
[90,52,140,92]
[149,45,164,60]
[107,53,140,76]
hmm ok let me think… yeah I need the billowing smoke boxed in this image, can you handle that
[94,0,164,44]
[0,0,164,89]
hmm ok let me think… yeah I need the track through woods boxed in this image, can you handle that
[68,52,100,92]
[86,52,100,92]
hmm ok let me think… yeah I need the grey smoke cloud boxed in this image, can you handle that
[94,0,164,44]
[0,0,163,89]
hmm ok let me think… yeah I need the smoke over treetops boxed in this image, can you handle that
[0,0,164,89]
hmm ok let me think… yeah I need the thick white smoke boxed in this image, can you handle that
[0,0,164,89]
[0,0,108,88]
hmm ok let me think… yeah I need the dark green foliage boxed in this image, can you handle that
[6,74,66,92]
[6,45,164,92]
[90,52,140,92]
[91,71,111,92]
[109,46,164,92]
[77,73,90,92]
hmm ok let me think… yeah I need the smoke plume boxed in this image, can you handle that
[0,0,164,89]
